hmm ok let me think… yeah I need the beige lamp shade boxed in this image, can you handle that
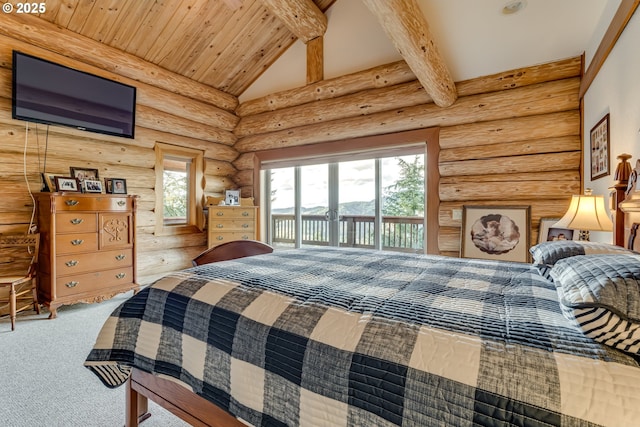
[553,190,613,239]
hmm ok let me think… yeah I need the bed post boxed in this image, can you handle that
[125,376,150,427]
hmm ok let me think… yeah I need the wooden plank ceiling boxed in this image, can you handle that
[19,0,335,97]
[4,0,457,105]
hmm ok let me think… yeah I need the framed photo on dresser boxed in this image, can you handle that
[54,176,81,192]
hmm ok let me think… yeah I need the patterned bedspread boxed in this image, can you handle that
[85,247,640,426]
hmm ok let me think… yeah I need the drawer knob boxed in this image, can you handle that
[71,239,84,246]
[115,273,126,279]
[216,211,224,216]
[65,281,79,288]
[242,212,249,217]
[65,200,79,206]
[117,200,126,206]
[242,224,249,228]
[216,224,224,228]
[242,235,249,240]
[70,218,84,225]
[115,254,126,261]
[217,236,224,240]
[65,260,79,267]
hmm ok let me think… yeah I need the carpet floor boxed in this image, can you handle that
[0,292,189,427]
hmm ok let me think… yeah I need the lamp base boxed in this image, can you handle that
[578,230,590,241]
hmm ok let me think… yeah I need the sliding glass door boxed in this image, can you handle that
[265,153,425,252]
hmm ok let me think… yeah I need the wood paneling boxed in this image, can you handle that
[236,57,582,255]
[0,29,241,283]
[1,0,337,97]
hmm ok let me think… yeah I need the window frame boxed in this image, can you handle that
[154,142,204,236]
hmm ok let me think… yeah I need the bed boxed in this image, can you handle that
[85,198,640,426]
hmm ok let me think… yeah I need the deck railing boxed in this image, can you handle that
[271,214,424,252]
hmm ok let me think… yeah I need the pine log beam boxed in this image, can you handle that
[439,178,581,202]
[234,78,580,152]
[439,152,581,178]
[137,105,236,146]
[440,135,581,162]
[0,13,238,111]
[440,199,573,228]
[439,111,580,149]
[307,36,324,84]
[205,159,237,177]
[235,61,415,117]
[234,58,581,137]
[260,0,328,43]
[361,0,457,107]
[233,153,257,171]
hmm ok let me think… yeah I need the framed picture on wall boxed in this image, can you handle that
[461,205,530,263]
[590,113,610,181]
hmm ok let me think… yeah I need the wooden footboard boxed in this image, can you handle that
[126,368,246,427]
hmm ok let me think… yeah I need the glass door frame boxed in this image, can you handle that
[256,128,439,253]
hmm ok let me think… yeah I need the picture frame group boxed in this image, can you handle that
[461,205,531,263]
[41,167,127,195]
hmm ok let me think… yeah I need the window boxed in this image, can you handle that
[265,153,425,252]
[154,143,204,235]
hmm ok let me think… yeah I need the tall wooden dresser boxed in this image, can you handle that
[36,192,140,318]
[207,205,258,248]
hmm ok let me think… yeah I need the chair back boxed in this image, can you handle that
[0,233,40,277]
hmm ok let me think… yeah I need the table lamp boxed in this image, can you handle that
[553,188,613,241]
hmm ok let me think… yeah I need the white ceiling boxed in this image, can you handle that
[240,0,621,103]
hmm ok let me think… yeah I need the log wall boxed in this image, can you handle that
[0,28,240,284]
[234,57,583,255]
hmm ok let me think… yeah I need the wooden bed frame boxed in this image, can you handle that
[125,182,640,426]
[127,368,245,427]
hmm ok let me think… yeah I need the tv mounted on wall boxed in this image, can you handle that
[12,51,136,139]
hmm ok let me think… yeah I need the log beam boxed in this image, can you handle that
[235,60,415,117]
[307,36,324,84]
[234,78,580,152]
[260,0,328,43]
[361,0,457,107]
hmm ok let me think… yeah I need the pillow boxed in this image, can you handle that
[529,241,635,281]
[551,254,640,355]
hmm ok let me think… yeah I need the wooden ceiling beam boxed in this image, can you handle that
[362,0,457,107]
[260,0,328,43]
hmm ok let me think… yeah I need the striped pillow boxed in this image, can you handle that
[551,254,640,355]
[529,241,634,281]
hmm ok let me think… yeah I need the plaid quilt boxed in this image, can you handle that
[85,247,640,427]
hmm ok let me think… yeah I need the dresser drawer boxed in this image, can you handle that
[209,232,254,246]
[55,213,97,233]
[56,249,133,275]
[54,195,132,211]
[56,267,134,297]
[209,207,256,219]
[209,219,255,232]
[55,232,99,254]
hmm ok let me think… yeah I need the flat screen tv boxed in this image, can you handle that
[12,51,136,139]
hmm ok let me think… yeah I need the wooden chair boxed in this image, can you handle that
[0,233,40,331]
[192,240,274,266]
